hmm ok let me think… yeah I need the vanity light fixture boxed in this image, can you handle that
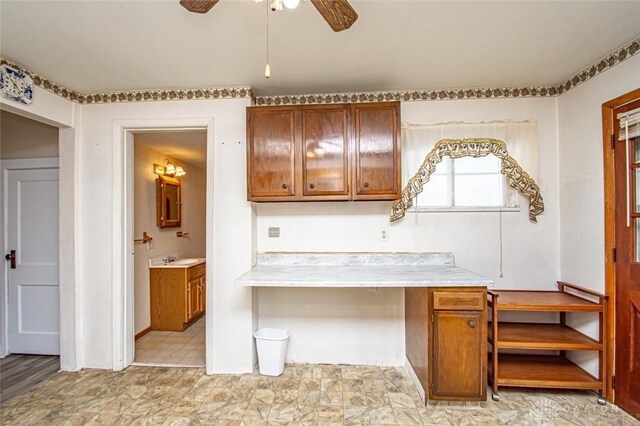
[154,159,187,178]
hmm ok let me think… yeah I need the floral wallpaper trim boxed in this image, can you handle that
[391,138,544,223]
[1,35,638,105]
[0,58,252,104]
[254,86,559,106]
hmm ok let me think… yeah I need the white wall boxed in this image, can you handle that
[78,99,254,372]
[133,143,206,335]
[558,54,640,291]
[1,111,59,159]
[256,97,561,365]
[558,54,640,375]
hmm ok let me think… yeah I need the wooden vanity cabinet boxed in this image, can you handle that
[352,102,401,200]
[150,263,206,331]
[405,287,487,402]
[246,102,400,202]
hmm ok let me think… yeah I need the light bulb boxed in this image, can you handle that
[165,163,176,176]
[283,0,300,9]
[175,166,186,177]
[270,0,283,11]
[264,63,271,79]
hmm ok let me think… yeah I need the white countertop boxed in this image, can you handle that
[234,253,492,288]
[149,257,206,269]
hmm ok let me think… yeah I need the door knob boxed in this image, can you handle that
[309,183,315,189]
[469,320,476,329]
[282,183,288,189]
[364,182,370,188]
[5,250,16,269]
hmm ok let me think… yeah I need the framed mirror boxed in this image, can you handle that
[156,175,181,228]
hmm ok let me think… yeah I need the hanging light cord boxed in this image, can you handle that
[264,0,271,78]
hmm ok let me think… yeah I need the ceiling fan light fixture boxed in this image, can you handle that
[283,0,300,9]
[270,0,283,11]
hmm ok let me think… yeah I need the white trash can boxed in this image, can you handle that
[254,328,289,376]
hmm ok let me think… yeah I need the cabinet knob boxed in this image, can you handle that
[469,321,476,329]
[282,183,288,189]
[364,182,370,188]
[309,183,315,189]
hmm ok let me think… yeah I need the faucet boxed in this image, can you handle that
[162,255,179,265]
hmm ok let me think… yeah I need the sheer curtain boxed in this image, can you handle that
[402,119,539,186]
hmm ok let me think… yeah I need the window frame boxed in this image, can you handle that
[412,156,520,212]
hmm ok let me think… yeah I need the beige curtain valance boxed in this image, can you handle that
[390,138,544,222]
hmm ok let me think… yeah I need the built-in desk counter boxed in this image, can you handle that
[235,252,493,403]
[234,252,493,288]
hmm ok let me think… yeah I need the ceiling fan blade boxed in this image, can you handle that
[310,0,358,32]
[179,0,220,14]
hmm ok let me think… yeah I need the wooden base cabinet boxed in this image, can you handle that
[406,287,487,402]
[150,263,206,331]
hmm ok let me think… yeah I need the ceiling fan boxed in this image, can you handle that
[179,0,358,32]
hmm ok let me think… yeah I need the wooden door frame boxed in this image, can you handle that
[602,88,640,402]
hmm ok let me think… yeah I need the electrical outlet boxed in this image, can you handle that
[268,227,280,238]
[380,228,388,241]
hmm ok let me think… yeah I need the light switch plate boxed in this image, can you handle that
[268,227,280,238]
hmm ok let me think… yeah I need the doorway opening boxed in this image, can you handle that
[130,129,207,367]
[1,111,61,400]
[603,88,640,419]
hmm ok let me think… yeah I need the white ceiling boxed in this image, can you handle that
[134,130,207,169]
[1,1,640,96]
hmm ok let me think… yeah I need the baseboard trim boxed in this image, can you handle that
[135,327,151,340]
[405,357,426,404]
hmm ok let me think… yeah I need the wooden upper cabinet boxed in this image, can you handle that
[247,107,296,200]
[301,105,350,198]
[352,102,401,200]
[246,102,400,202]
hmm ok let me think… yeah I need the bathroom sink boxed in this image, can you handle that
[149,257,205,268]
[172,258,204,266]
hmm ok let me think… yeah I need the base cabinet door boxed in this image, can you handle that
[432,311,483,398]
[187,278,200,322]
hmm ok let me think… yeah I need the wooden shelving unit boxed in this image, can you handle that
[488,282,608,404]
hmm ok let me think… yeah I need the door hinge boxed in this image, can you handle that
[612,248,617,263]
[610,134,616,150]
[612,375,616,389]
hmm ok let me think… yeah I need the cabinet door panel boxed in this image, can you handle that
[432,311,483,397]
[301,106,349,196]
[353,103,400,199]
[187,278,200,322]
[199,276,206,314]
[247,108,296,198]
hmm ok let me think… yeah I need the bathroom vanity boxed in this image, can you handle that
[149,258,206,331]
[235,252,493,402]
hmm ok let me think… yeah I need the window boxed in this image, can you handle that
[401,119,538,211]
[417,155,518,209]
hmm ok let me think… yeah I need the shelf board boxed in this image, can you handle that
[488,322,602,351]
[488,354,602,390]
[489,290,602,312]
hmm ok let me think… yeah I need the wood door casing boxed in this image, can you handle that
[352,102,401,200]
[432,311,483,398]
[301,105,350,197]
[613,97,640,419]
[247,107,296,199]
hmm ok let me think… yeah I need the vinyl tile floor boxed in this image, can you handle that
[1,363,638,425]
[134,316,205,367]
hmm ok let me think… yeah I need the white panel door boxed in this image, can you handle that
[7,168,60,355]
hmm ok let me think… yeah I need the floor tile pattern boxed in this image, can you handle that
[1,363,638,425]
[134,317,205,366]
[0,354,60,403]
